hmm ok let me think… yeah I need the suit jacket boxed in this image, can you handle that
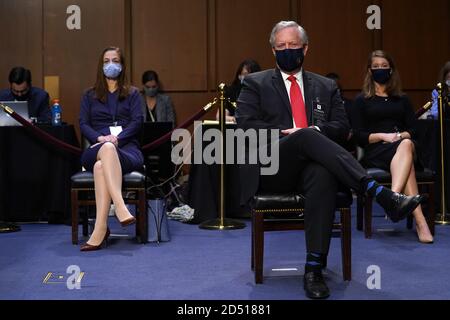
[235,68,350,205]
[141,93,176,126]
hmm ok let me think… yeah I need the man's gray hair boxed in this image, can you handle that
[269,21,309,47]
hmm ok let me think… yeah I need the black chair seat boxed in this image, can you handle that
[366,168,435,184]
[252,191,352,220]
[71,171,145,188]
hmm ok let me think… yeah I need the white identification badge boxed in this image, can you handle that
[109,126,123,136]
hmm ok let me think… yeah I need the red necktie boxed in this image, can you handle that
[287,75,308,128]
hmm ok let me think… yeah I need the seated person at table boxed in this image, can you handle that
[0,66,51,123]
[140,70,176,126]
[79,46,144,251]
[352,50,433,244]
[429,61,450,119]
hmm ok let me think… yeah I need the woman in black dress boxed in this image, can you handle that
[79,47,144,251]
[353,50,433,243]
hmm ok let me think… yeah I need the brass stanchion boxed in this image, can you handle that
[435,82,450,225]
[199,84,245,230]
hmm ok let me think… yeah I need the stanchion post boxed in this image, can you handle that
[199,84,245,230]
[435,82,450,225]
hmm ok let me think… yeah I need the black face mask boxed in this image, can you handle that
[275,48,304,72]
[371,68,392,84]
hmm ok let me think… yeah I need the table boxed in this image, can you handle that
[186,123,248,224]
[0,124,80,223]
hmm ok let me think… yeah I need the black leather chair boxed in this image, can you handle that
[71,170,148,244]
[356,168,435,238]
[251,190,352,284]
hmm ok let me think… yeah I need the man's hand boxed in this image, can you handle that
[281,128,302,135]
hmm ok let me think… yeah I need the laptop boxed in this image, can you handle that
[0,101,29,126]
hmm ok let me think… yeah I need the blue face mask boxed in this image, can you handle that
[103,62,122,79]
[371,68,392,84]
[144,87,158,97]
[275,48,304,72]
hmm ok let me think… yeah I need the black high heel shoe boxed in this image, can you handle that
[80,227,110,251]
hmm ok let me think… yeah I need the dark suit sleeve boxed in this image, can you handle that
[79,91,102,144]
[402,95,417,139]
[36,91,51,122]
[165,95,176,126]
[316,80,350,144]
[351,95,371,147]
[117,90,144,147]
[236,77,284,131]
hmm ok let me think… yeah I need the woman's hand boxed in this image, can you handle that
[97,135,119,147]
[381,133,401,143]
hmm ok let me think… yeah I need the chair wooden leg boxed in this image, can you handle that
[251,210,255,271]
[356,194,364,231]
[341,208,352,281]
[71,189,78,245]
[138,188,147,244]
[364,195,373,239]
[254,211,264,284]
[82,206,89,237]
[406,215,413,230]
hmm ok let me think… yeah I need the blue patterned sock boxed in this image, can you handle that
[305,252,324,273]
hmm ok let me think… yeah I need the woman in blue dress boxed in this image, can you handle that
[79,46,144,251]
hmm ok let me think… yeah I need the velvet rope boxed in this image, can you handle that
[1,101,214,156]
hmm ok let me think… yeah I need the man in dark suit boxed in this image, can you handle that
[0,67,51,123]
[235,21,425,299]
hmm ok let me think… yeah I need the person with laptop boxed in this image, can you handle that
[0,67,51,123]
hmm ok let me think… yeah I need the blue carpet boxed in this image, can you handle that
[1,203,450,300]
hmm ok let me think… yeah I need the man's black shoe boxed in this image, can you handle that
[303,271,330,299]
[383,193,426,223]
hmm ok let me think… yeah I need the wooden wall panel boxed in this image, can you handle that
[0,0,43,88]
[299,0,375,90]
[382,0,450,91]
[170,91,217,123]
[43,0,126,135]
[1,0,447,125]
[131,0,208,91]
[216,0,291,86]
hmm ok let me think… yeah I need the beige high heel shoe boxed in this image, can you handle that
[416,224,434,244]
